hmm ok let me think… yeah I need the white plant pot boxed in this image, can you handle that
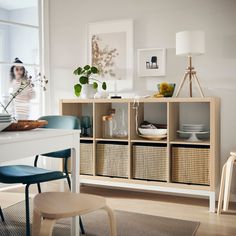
[80,84,97,99]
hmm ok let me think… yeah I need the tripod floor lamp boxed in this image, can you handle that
[175,30,205,97]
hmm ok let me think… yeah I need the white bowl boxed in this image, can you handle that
[138,128,167,136]
[0,122,12,132]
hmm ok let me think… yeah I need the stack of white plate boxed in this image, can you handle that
[181,124,205,132]
[0,113,12,132]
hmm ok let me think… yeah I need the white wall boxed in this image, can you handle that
[48,0,236,194]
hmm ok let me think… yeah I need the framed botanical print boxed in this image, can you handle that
[88,19,133,83]
[138,48,166,77]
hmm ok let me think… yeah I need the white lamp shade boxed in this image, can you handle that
[176,30,205,56]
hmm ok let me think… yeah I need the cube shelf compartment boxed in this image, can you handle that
[60,97,220,212]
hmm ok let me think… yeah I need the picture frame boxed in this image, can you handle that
[137,48,166,77]
[88,19,134,82]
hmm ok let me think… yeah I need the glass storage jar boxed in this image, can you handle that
[102,115,113,138]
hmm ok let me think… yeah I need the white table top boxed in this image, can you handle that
[0,128,81,145]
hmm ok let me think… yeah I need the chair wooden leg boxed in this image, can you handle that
[0,206,5,222]
[32,210,42,236]
[223,156,236,211]
[217,163,227,214]
[103,206,117,236]
[39,218,55,236]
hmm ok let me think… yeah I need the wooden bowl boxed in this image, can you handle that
[4,120,48,131]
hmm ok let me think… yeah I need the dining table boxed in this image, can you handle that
[0,128,80,236]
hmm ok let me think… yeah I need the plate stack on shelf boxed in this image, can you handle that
[181,124,205,132]
[177,124,209,142]
[0,113,12,132]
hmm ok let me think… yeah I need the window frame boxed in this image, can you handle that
[0,0,50,116]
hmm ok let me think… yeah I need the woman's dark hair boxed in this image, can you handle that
[10,58,27,81]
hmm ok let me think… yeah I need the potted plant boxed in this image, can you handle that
[73,65,107,99]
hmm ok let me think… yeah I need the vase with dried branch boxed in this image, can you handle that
[0,73,48,119]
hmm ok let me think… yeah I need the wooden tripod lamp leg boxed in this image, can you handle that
[175,72,189,97]
[193,73,204,97]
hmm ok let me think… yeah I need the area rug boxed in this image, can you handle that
[0,200,199,236]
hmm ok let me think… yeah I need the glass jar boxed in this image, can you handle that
[102,115,113,138]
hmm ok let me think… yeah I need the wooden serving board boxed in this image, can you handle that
[4,120,48,131]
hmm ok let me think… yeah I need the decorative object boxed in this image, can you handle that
[88,19,133,82]
[138,128,167,136]
[177,123,209,142]
[156,82,175,97]
[81,116,91,136]
[0,73,48,117]
[102,115,113,138]
[112,108,128,138]
[175,30,205,97]
[4,120,48,131]
[73,65,107,99]
[138,48,166,77]
[177,130,209,142]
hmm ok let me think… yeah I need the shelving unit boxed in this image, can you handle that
[60,97,220,212]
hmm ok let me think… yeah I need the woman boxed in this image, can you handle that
[10,58,35,120]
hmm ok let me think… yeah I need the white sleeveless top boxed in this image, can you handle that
[12,79,35,120]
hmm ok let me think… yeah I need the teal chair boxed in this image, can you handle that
[0,115,85,236]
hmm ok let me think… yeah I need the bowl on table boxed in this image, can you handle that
[157,83,176,97]
[0,113,12,132]
[138,128,167,136]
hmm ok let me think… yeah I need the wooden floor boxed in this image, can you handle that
[1,180,236,236]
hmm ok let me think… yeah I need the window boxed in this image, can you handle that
[0,0,42,119]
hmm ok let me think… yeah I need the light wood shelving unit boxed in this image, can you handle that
[60,97,220,212]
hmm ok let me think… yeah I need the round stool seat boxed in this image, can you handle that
[34,192,106,219]
[230,152,236,157]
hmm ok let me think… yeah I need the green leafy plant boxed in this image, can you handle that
[73,65,107,97]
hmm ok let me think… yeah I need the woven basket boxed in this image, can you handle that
[133,144,167,181]
[172,145,210,185]
[80,142,93,175]
[67,142,93,175]
[96,142,128,178]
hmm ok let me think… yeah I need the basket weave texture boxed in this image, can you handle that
[133,145,167,181]
[96,143,128,178]
[172,146,210,185]
[80,143,93,175]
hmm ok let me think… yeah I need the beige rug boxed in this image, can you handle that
[0,200,199,236]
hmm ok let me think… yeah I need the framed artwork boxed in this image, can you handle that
[88,19,133,82]
[137,48,166,77]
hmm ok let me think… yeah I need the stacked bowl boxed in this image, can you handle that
[0,113,12,132]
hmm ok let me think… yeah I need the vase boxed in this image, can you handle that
[80,84,97,99]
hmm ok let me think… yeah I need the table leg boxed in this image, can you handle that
[71,137,80,236]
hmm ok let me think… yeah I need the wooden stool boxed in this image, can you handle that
[32,192,117,236]
[217,152,236,214]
